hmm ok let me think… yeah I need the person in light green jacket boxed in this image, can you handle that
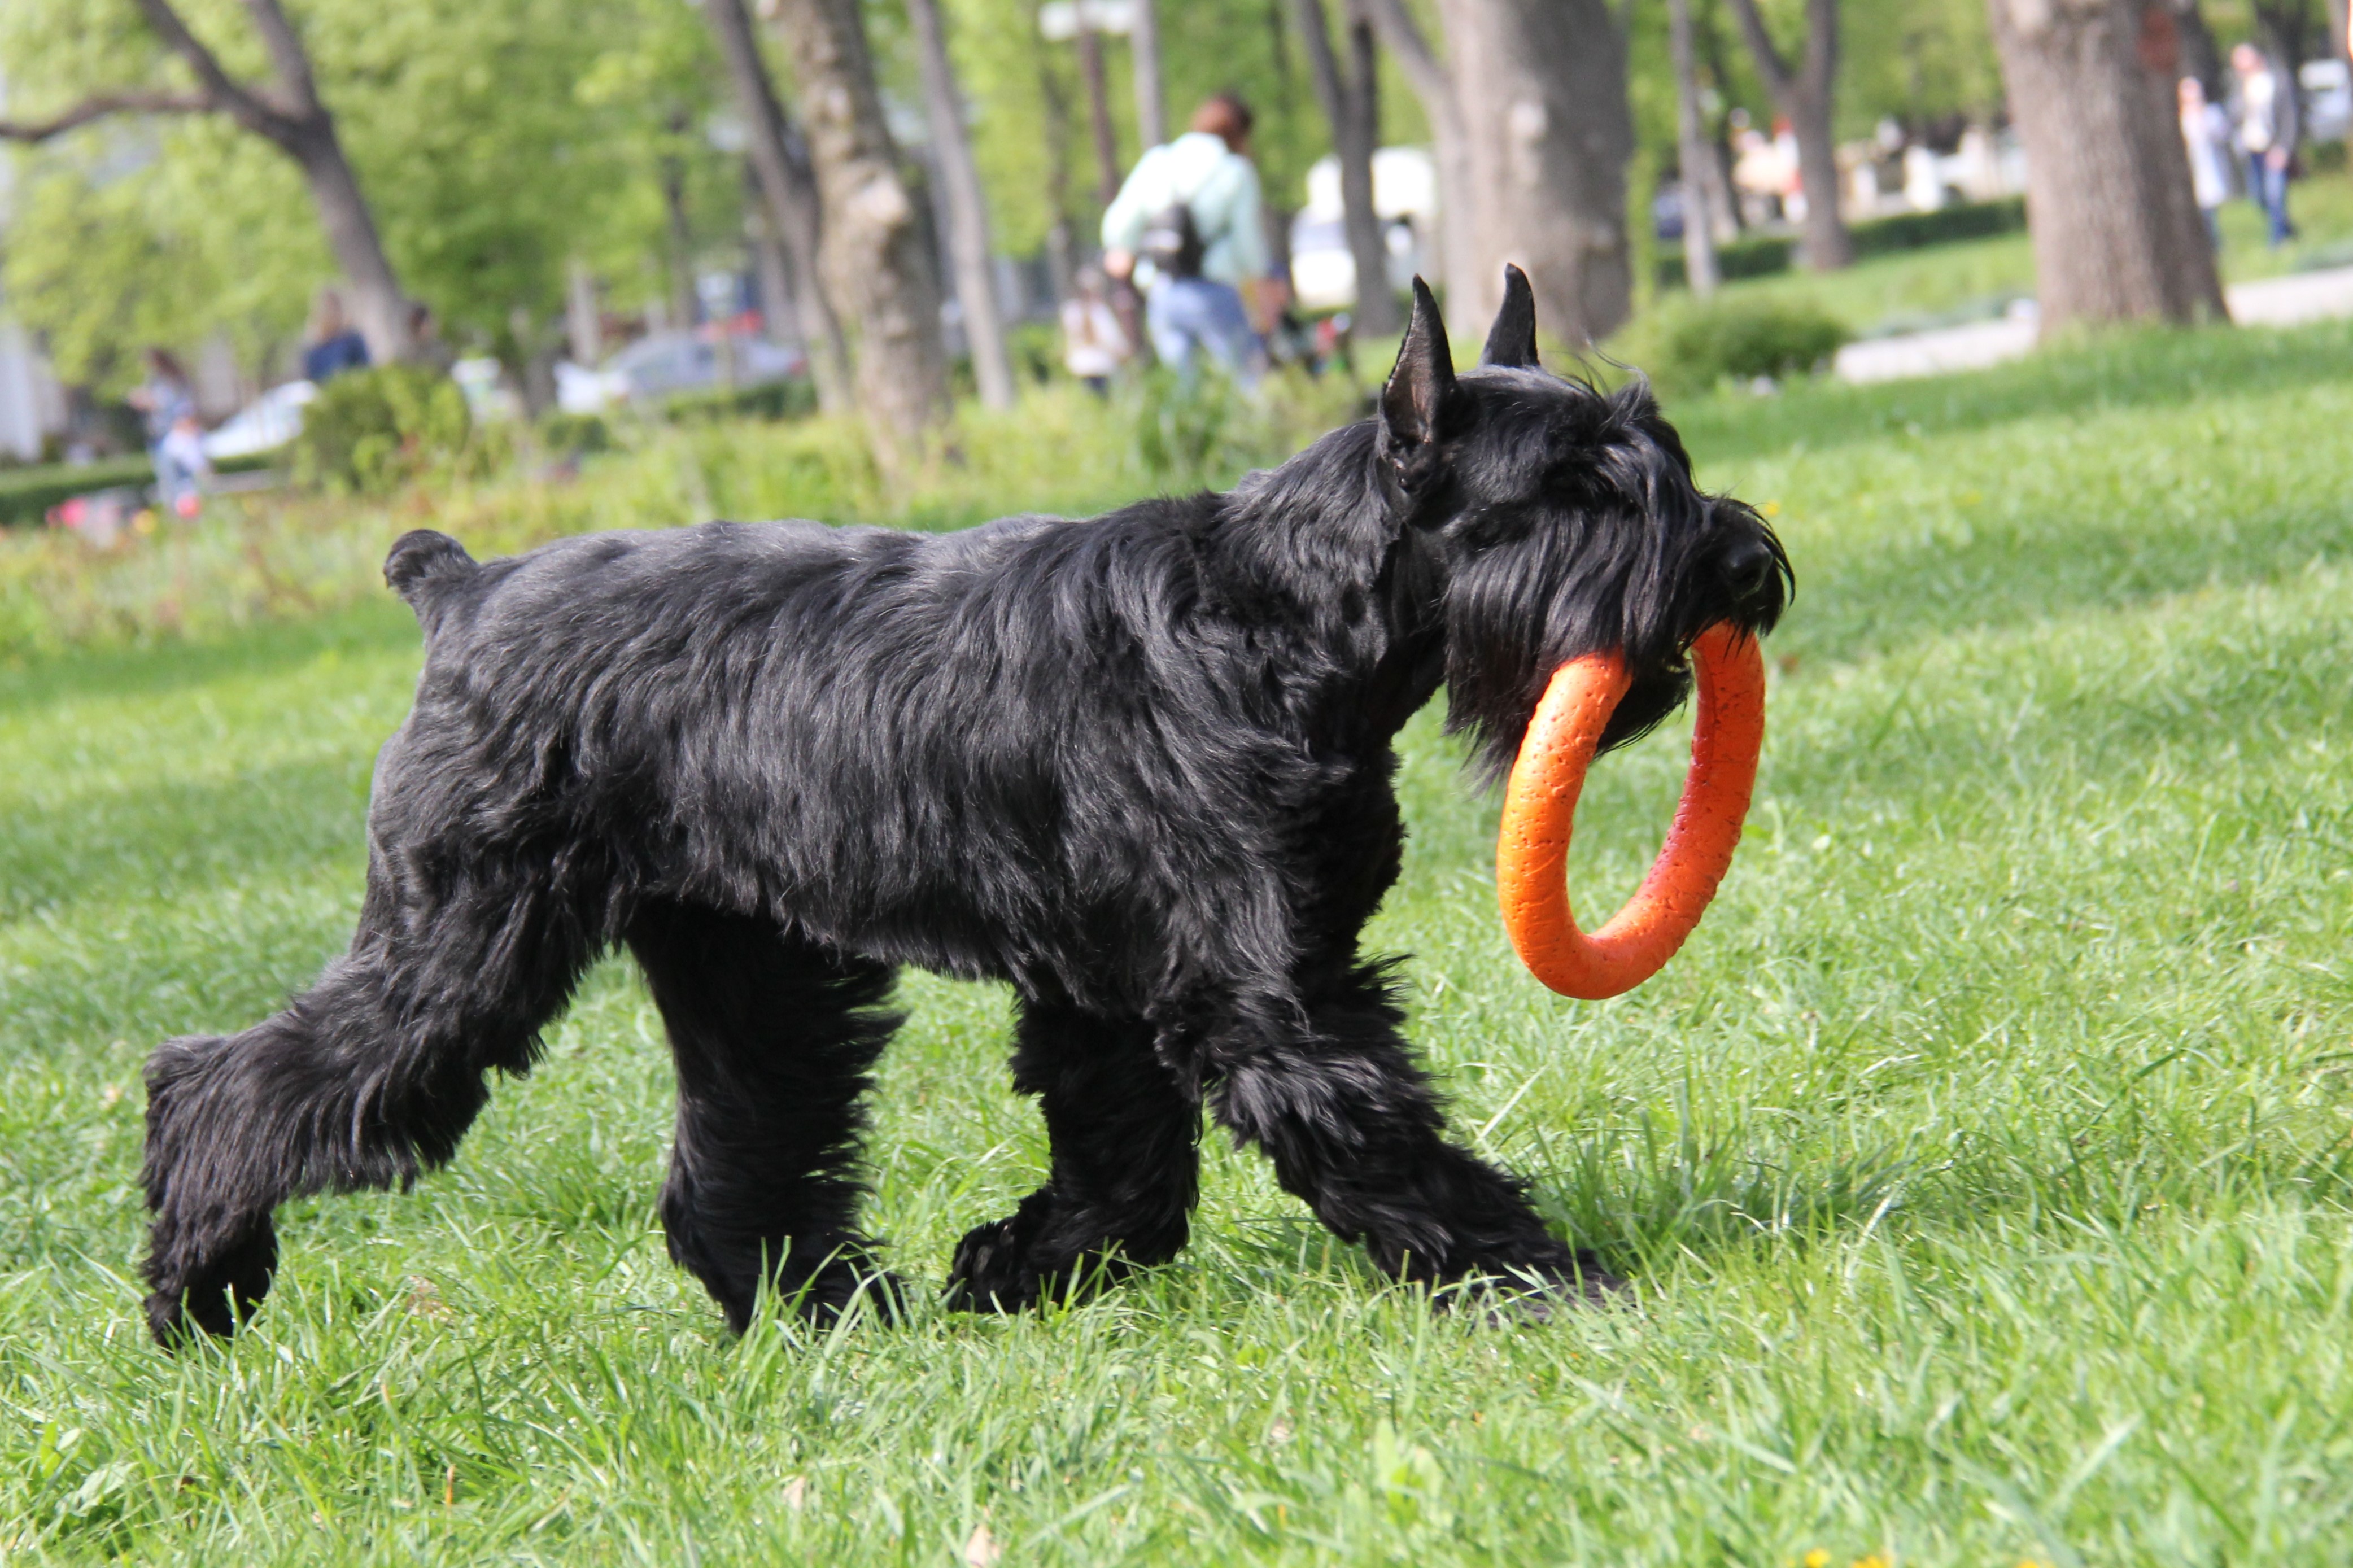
[1101,94,1288,387]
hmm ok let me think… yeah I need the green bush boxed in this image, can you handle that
[660,377,817,425]
[538,411,612,455]
[291,364,474,494]
[1850,196,2027,259]
[1654,198,2028,290]
[1625,296,1853,394]
[0,452,276,527]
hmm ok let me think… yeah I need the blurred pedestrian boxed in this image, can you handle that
[155,410,212,519]
[1099,94,1287,388]
[2180,76,2234,249]
[126,347,194,500]
[1060,267,1130,396]
[407,302,456,374]
[2230,42,2299,248]
[303,290,372,383]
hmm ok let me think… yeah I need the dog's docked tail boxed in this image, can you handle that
[384,529,477,637]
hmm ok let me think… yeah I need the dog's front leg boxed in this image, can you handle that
[946,1000,1201,1311]
[1206,969,1620,1305]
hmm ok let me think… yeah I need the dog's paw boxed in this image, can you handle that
[945,1214,1143,1313]
[944,1216,1042,1313]
[1435,1250,1630,1326]
[144,1215,278,1347]
[783,1257,908,1327]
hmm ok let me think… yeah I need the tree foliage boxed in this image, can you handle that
[0,0,738,388]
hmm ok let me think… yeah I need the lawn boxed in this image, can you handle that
[1687,168,2353,338]
[5,319,2353,1564]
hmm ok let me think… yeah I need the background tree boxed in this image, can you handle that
[1295,0,1401,334]
[1435,0,1636,342]
[0,0,415,360]
[907,0,1019,408]
[1131,0,1168,147]
[1670,0,1725,294]
[1987,0,2225,332]
[769,0,950,456]
[1724,0,1852,269]
[705,0,854,412]
[1362,0,1474,296]
[2,0,736,395]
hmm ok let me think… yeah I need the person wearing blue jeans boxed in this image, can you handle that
[1145,276,1262,387]
[1099,94,1289,389]
[2231,43,2299,248]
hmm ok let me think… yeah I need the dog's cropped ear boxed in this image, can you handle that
[1479,264,1539,369]
[1381,277,1456,492]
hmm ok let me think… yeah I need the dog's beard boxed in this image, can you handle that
[1437,513,1702,780]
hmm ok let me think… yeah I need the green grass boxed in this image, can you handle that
[1660,170,2353,339]
[6,320,2353,1563]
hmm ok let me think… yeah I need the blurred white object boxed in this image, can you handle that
[558,331,806,414]
[2302,59,2351,142]
[1288,147,1435,311]
[1037,0,1134,39]
[201,379,315,460]
[451,357,522,422]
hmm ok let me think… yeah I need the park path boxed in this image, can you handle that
[1833,263,2353,384]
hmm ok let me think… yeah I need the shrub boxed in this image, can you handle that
[291,364,473,494]
[660,377,817,425]
[538,412,612,456]
[0,452,276,527]
[1653,198,2029,290]
[1621,296,1854,394]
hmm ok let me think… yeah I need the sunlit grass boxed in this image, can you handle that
[3,320,2352,1562]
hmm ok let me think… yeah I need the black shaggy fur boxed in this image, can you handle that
[141,273,1788,1342]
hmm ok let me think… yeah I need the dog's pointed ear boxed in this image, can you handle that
[1479,264,1539,369]
[1381,277,1456,489]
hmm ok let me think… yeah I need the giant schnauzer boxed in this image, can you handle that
[141,271,1788,1343]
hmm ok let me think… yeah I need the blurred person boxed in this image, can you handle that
[155,410,212,519]
[1060,268,1130,396]
[303,290,372,383]
[407,302,456,374]
[2180,76,2234,249]
[126,347,194,500]
[2231,42,2299,247]
[1099,94,1287,388]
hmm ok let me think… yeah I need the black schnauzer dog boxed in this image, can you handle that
[141,272,1788,1343]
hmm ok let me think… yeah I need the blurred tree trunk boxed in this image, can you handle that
[1725,0,1850,270]
[1077,20,1123,204]
[2169,0,2224,97]
[705,0,854,413]
[771,0,950,455]
[1987,0,2227,331]
[1295,0,1402,333]
[1360,0,1473,299]
[1697,1,1746,239]
[1032,4,1080,301]
[906,0,1017,409]
[659,125,700,331]
[1132,0,1168,147]
[1435,0,1635,342]
[1669,0,1722,294]
[0,0,414,361]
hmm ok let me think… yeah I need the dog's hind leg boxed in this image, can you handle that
[141,854,607,1344]
[1207,967,1619,1305]
[627,901,902,1333]
[946,1001,1201,1312]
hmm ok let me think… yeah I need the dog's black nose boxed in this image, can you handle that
[1718,535,1779,604]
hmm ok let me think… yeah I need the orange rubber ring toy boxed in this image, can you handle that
[1495,622,1767,1001]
